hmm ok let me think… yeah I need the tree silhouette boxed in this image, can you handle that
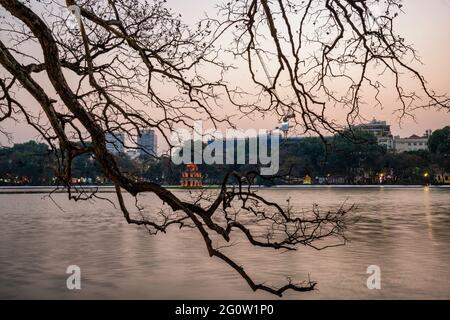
[0,0,447,296]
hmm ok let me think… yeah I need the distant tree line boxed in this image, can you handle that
[1,127,449,186]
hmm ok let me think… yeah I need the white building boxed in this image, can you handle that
[377,136,395,151]
[354,119,395,150]
[393,133,430,153]
[354,119,431,153]
[354,119,392,138]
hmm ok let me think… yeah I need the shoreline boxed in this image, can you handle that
[0,184,449,194]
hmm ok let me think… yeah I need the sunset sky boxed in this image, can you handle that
[172,0,450,137]
[0,0,449,146]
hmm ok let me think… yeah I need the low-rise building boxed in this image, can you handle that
[393,134,429,153]
[353,119,395,151]
[353,119,431,153]
[435,173,450,184]
[377,136,395,151]
[354,119,392,138]
[125,149,140,160]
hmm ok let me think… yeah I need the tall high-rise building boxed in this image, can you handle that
[105,132,125,154]
[137,129,157,157]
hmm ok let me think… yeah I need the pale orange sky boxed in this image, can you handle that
[0,0,449,145]
[171,0,450,138]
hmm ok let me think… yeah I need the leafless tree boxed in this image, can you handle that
[0,0,447,296]
[214,0,449,135]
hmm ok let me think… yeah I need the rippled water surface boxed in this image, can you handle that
[0,187,449,299]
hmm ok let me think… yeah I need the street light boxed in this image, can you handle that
[423,171,431,186]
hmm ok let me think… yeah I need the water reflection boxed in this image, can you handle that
[0,187,449,299]
[423,187,435,242]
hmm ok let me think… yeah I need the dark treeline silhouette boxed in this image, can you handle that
[2,127,449,186]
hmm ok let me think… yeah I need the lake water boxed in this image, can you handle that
[0,187,449,299]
